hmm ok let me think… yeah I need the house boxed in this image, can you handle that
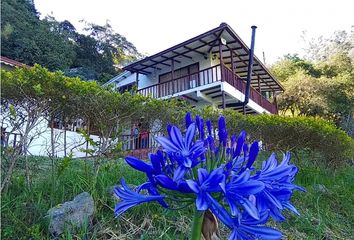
[1,23,284,158]
[105,23,284,115]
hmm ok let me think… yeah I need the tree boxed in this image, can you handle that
[1,0,76,70]
[303,28,354,62]
[1,65,60,188]
[271,30,353,135]
[1,0,141,83]
[270,54,320,81]
[276,71,329,117]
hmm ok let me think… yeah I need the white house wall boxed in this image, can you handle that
[4,117,100,158]
[138,52,219,90]
[108,52,220,91]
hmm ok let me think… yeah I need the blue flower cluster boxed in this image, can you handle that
[114,113,304,240]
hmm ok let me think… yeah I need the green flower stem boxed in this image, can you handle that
[191,210,205,240]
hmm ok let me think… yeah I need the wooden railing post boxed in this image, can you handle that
[219,42,224,82]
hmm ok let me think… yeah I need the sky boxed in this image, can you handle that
[35,0,354,64]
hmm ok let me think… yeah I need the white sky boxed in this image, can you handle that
[35,0,353,64]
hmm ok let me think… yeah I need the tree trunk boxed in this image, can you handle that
[50,117,55,157]
[85,119,90,159]
[23,143,31,187]
[1,153,18,192]
[63,117,67,157]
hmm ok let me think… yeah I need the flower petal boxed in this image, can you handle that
[169,126,184,149]
[125,156,154,174]
[155,175,178,190]
[239,197,259,220]
[185,123,196,148]
[173,165,187,182]
[196,192,209,210]
[234,131,246,157]
[246,141,259,169]
[240,225,283,240]
[186,179,200,193]
[185,112,193,128]
[155,136,179,152]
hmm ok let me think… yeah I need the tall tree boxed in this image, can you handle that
[271,30,354,135]
[1,0,141,83]
[1,0,75,70]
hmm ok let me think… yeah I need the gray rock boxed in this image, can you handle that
[313,184,328,193]
[47,192,94,237]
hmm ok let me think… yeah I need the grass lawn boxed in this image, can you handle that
[1,152,354,239]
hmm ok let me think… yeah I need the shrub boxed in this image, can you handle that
[199,108,354,166]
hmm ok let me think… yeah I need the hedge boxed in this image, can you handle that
[199,108,354,166]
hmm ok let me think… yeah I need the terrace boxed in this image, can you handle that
[137,63,278,114]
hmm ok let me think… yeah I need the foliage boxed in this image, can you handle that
[270,30,354,133]
[271,54,320,81]
[1,0,140,83]
[1,153,354,239]
[277,71,328,117]
[303,28,354,63]
[1,64,193,173]
[114,113,303,240]
[199,108,354,166]
[1,0,75,70]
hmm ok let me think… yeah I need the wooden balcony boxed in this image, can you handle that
[138,64,278,114]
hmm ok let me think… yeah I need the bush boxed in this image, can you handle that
[199,108,354,166]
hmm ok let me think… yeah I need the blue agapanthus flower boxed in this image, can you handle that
[113,178,165,217]
[113,112,304,240]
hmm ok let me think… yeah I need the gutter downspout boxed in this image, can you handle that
[235,26,257,114]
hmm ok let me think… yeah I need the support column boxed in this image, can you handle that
[171,59,175,93]
[273,90,278,113]
[219,41,224,82]
[135,72,139,88]
[219,41,226,109]
[257,76,262,93]
[230,48,235,79]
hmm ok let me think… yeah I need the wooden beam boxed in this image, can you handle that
[183,95,198,103]
[207,30,224,53]
[212,46,243,54]
[132,38,217,72]
[161,55,181,64]
[130,68,151,75]
[183,46,205,57]
[172,50,193,59]
[141,63,161,70]
[150,59,171,67]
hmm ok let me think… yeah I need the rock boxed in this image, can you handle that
[313,184,328,193]
[47,192,94,237]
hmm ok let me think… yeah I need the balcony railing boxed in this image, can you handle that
[222,65,278,114]
[138,64,277,114]
[138,65,222,98]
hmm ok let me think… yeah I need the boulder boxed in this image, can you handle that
[47,192,94,237]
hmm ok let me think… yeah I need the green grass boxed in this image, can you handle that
[1,152,354,239]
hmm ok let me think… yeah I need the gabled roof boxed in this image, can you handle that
[0,56,29,68]
[123,23,283,92]
[104,71,132,86]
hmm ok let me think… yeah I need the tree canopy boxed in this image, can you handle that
[270,29,354,135]
[1,0,140,83]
